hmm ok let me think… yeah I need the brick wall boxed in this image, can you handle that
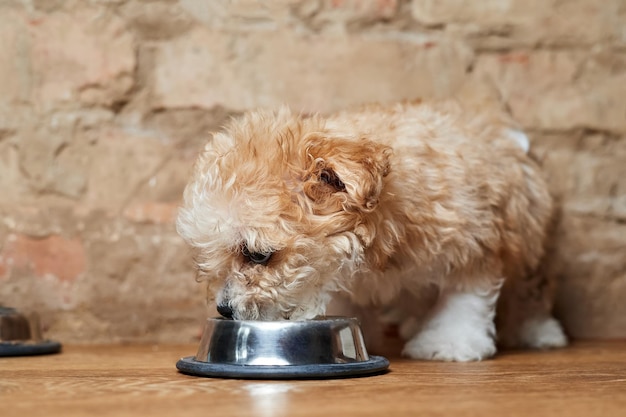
[0,0,624,343]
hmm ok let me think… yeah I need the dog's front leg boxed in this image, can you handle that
[402,281,502,361]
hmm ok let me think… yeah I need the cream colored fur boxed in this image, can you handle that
[177,100,567,361]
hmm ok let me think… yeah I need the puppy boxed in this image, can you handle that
[177,101,567,361]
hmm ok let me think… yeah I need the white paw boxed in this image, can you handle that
[402,328,496,362]
[519,317,568,349]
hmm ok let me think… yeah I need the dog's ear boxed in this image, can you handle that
[303,135,392,214]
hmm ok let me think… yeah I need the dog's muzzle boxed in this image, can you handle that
[216,303,234,319]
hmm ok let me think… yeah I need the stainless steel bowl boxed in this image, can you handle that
[177,317,389,379]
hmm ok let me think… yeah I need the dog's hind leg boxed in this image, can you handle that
[496,270,568,349]
[401,281,501,362]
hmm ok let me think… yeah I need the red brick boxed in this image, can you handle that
[0,234,86,282]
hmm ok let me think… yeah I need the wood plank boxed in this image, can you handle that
[2,342,625,417]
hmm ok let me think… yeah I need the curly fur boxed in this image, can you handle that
[177,100,567,361]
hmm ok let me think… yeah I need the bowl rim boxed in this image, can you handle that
[204,315,362,328]
[176,355,390,379]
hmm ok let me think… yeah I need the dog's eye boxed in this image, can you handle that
[319,169,346,192]
[241,244,273,265]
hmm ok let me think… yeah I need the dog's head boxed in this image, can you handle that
[177,108,391,320]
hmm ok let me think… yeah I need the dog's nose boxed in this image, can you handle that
[217,304,234,319]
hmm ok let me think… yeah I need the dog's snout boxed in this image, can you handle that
[217,303,234,319]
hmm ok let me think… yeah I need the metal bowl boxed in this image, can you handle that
[176,317,389,379]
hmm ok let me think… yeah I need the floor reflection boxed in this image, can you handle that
[244,382,298,416]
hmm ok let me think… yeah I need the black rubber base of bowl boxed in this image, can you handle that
[176,355,390,379]
[0,340,62,357]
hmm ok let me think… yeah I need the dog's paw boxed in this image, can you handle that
[402,328,496,362]
[519,317,568,349]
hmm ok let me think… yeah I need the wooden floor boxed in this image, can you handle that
[2,341,625,417]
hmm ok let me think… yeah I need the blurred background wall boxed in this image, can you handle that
[0,0,624,343]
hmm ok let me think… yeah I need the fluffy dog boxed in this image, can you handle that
[177,101,568,361]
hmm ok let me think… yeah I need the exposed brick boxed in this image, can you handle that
[411,0,626,48]
[31,0,68,13]
[0,140,28,201]
[0,6,135,110]
[293,0,399,30]
[85,127,171,212]
[0,103,28,136]
[0,234,86,282]
[475,50,626,133]
[119,0,195,41]
[0,205,81,239]
[123,201,179,224]
[152,28,473,113]
[180,0,399,32]
[143,108,233,141]
[179,0,296,31]
[129,155,196,203]
[78,226,205,343]
[533,133,626,221]
[552,215,626,339]
[0,9,31,106]
[17,125,89,199]
[33,8,135,107]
